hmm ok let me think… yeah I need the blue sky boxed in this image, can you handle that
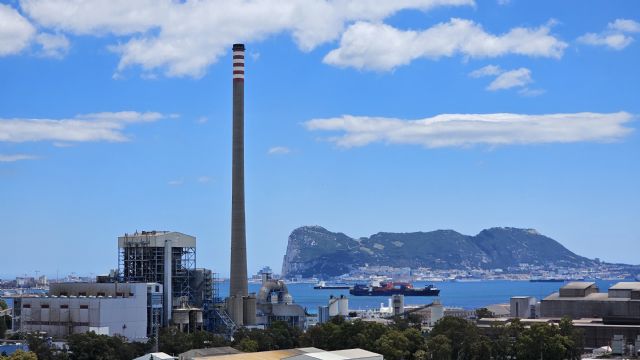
[0,0,638,278]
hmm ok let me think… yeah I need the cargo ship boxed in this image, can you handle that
[529,278,565,282]
[349,281,440,296]
[313,281,351,290]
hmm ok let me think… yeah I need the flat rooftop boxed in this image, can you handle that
[544,292,637,301]
[609,282,640,291]
[561,282,596,290]
[118,231,196,248]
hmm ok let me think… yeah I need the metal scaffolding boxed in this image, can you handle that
[118,231,196,310]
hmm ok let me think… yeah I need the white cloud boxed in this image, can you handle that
[268,146,291,155]
[196,116,208,124]
[324,19,567,71]
[469,64,502,78]
[578,33,633,50]
[0,3,36,56]
[168,179,184,186]
[0,154,38,162]
[487,67,532,90]
[16,0,474,77]
[0,111,166,143]
[35,33,70,58]
[469,65,538,94]
[608,19,640,33]
[578,18,640,50]
[305,112,633,148]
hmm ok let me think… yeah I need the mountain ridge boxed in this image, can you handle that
[281,225,597,278]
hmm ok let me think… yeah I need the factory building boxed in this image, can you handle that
[255,270,306,328]
[318,295,349,324]
[510,296,536,319]
[118,230,213,331]
[483,282,640,348]
[14,282,162,341]
[540,282,640,322]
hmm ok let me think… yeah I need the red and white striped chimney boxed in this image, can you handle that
[232,44,245,81]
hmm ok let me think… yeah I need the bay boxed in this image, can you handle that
[219,280,621,313]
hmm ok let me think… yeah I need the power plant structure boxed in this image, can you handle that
[118,230,215,331]
[227,43,257,326]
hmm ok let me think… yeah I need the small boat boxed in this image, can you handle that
[313,281,351,290]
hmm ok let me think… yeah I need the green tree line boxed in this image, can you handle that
[2,315,583,360]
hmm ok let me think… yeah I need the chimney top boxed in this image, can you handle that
[233,44,245,51]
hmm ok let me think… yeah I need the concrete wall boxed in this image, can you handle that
[510,297,535,318]
[18,283,159,341]
[540,298,640,321]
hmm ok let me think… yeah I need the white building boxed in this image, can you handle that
[15,282,162,341]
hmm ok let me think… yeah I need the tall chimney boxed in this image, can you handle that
[230,44,248,308]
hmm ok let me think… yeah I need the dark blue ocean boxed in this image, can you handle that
[219,280,621,312]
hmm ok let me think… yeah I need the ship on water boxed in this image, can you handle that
[350,281,440,296]
[313,281,351,290]
[529,278,566,283]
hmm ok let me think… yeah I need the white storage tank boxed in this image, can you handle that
[328,296,339,317]
[338,295,349,317]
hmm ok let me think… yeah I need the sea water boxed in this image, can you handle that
[219,280,620,312]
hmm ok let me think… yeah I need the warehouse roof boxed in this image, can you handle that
[561,282,596,290]
[544,292,627,301]
[609,282,640,291]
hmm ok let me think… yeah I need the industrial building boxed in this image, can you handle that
[255,270,307,328]
[118,230,218,331]
[540,282,640,322]
[118,231,196,326]
[510,296,536,318]
[318,295,349,324]
[14,282,162,341]
[480,281,640,349]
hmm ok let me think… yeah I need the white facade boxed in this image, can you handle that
[510,296,536,319]
[17,282,161,341]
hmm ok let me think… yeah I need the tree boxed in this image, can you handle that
[235,338,258,352]
[3,350,38,360]
[0,300,8,310]
[374,330,410,360]
[25,334,59,360]
[413,349,429,360]
[475,308,494,319]
[232,321,299,352]
[66,332,149,360]
[428,317,481,360]
[426,334,452,360]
